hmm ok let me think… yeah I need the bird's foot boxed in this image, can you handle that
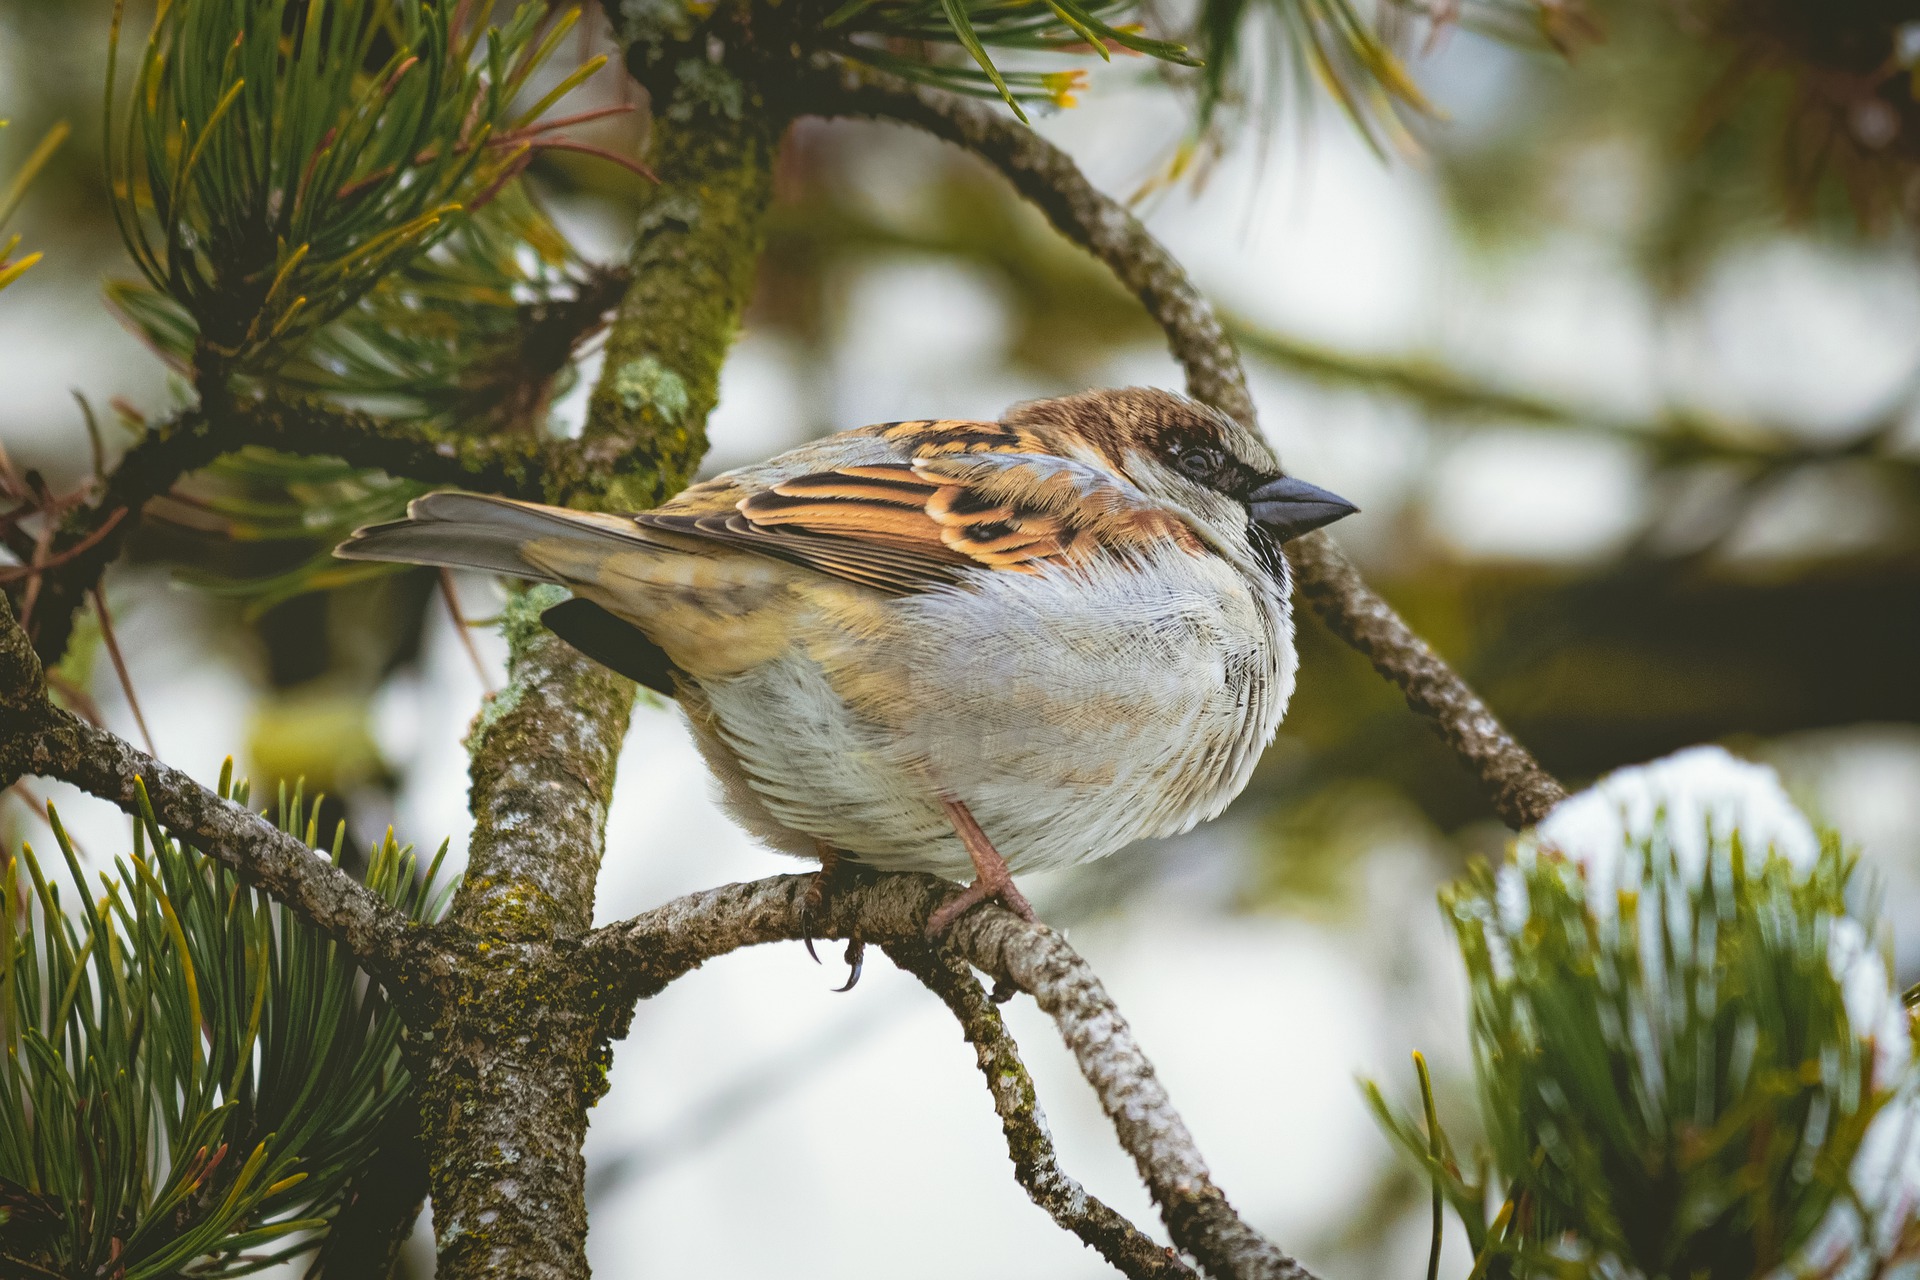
[802,843,865,991]
[927,796,1037,937]
[925,857,1036,937]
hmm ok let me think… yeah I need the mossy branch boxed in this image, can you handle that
[412,72,784,1279]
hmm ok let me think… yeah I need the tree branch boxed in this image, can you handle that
[10,399,550,666]
[1225,311,1920,474]
[884,941,1199,1280]
[792,63,1251,426]
[584,873,1319,1280]
[802,64,1568,829]
[0,591,421,987]
[411,55,786,1279]
[1285,534,1569,825]
[14,266,639,669]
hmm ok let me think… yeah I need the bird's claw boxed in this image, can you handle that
[801,859,831,965]
[832,939,865,993]
[803,851,862,989]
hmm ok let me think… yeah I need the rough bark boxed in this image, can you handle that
[410,77,783,1280]
[2,593,420,986]
[798,62,1252,427]
[584,873,1318,1280]
[0,22,1588,1280]
[1286,533,1568,825]
[886,942,1200,1280]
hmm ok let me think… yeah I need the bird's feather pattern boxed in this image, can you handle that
[330,389,1338,884]
[632,418,1204,594]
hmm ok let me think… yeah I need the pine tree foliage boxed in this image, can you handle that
[162,450,427,612]
[0,119,66,293]
[11,0,1919,1273]
[104,1,625,608]
[123,184,613,610]
[1369,754,1919,1279]
[822,0,1197,117]
[819,0,1436,136]
[1186,0,1431,153]
[106,0,601,371]
[0,771,450,1280]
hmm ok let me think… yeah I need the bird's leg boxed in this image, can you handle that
[926,797,1037,937]
[802,841,865,991]
[801,841,838,964]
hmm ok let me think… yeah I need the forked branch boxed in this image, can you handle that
[0,591,420,986]
[585,873,1317,1280]
[2,46,1574,1280]
[802,63,1568,829]
[885,940,1199,1279]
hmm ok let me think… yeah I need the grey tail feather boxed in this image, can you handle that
[333,491,620,581]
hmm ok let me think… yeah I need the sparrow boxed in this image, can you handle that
[336,387,1356,959]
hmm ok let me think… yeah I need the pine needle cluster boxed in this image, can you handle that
[0,120,66,294]
[106,0,600,370]
[1372,752,1919,1279]
[104,1,618,607]
[0,771,451,1279]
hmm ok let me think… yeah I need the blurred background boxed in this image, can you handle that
[4,1,1920,1275]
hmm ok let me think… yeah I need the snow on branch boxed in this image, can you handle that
[1376,746,1920,1279]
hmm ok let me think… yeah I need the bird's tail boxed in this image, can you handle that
[337,492,684,691]
[333,491,645,581]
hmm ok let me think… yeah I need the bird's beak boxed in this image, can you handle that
[1249,476,1359,543]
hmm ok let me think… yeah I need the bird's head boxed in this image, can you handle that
[1003,386,1358,576]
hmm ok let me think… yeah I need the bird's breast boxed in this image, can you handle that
[686,544,1296,876]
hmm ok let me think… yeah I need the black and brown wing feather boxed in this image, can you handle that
[634,419,1202,597]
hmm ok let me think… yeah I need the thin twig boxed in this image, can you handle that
[439,568,496,694]
[17,256,634,670]
[803,63,1567,829]
[0,508,128,584]
[13,397,556,668]
[584,873,1319,1280]
[43,669,105,726]
[0,591,420,985]
[521,136,657,181]
[16,505,54,630]
[885,941,1199,1279]
[90,585,157,758]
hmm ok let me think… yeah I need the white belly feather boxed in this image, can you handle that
[684,543,1295,878]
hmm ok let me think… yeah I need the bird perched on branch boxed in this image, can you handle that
[336,387,1355,965]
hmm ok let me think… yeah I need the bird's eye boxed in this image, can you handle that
[1175,446,1225,482]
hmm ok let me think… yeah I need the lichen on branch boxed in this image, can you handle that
[411,63,789,1276]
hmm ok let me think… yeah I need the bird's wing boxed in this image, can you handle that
[633,419,1203,596]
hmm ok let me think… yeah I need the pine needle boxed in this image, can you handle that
[91,585,157,758]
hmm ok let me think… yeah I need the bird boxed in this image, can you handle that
[336,387,1356,971]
